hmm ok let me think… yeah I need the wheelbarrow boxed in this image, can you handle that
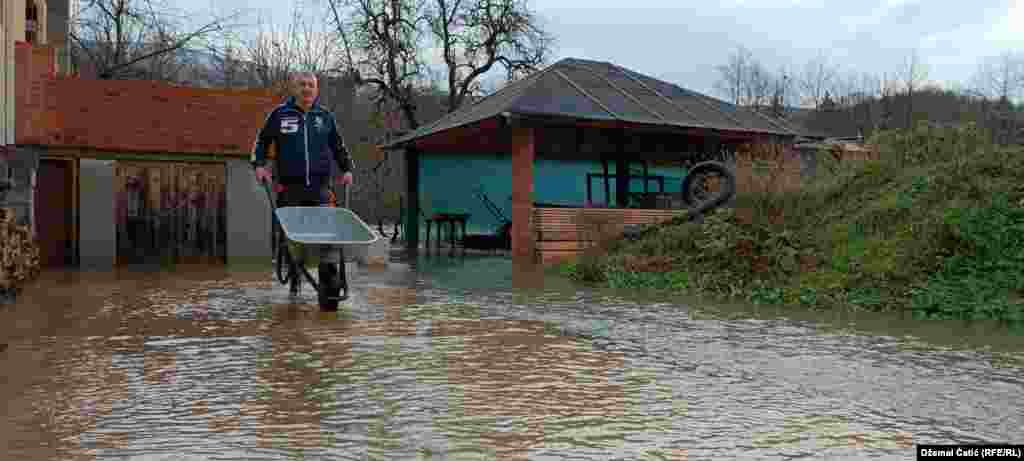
[262,182,379,310]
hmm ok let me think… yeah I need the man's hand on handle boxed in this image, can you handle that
[255,166,272,184]
[336,172,353,186]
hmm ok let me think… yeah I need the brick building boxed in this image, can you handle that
[3,0,67,241]
[4,1,284,270]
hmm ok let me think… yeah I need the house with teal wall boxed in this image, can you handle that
[380,57,808,252]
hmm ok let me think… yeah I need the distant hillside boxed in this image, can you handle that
[779,88,1024,144]
[784,108,860,139]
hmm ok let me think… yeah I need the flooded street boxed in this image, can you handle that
[2,253,1023,460]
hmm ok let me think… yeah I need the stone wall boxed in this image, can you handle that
[0,146,39,227]
[0,206,41,304]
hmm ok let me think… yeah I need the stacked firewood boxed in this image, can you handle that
[0,208,41,294]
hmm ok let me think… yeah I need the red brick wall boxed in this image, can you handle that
[15,45,283,156]
[510,127,535,262]
[15,44,57,146]
[733,141,805,194]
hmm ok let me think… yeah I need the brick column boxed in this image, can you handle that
[404,147,420,251]
[510,126,535,263]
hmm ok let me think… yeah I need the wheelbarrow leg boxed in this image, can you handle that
[339,245,349,297]
[289,261,301,295]
[277,231,302,296]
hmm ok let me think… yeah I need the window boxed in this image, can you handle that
[25,2,39,43]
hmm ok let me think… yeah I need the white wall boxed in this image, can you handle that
[225,159,272,268]
[35,0,49,45]
[1,0,23,147]
[11,0,25,44]
[78,159,116,269]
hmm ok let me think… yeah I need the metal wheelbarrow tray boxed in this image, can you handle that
[274,206,380,303]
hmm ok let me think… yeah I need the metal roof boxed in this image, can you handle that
[381,58,808,150]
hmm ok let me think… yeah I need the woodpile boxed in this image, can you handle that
[0,208,41,296]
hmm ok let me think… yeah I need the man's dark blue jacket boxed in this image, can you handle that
[250,95,354,187]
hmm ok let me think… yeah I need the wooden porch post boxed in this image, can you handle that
[510,126,535,264]
[602,157,610,205]
[404,147,420,251]
[643,161,649,194]
[615,130,629,208]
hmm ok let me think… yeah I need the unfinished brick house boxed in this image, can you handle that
[4,1,283,270]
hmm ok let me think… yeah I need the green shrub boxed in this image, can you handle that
[557,123,1024,321]
[910,193,1024,321]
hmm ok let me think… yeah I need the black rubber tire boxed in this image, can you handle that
[319,293,340,311]
[680,161,736,207]
[318,263,343,311]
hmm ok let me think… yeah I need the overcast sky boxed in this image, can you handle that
[175,0,1022,101]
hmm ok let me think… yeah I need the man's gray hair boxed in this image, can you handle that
[290,71,319,84]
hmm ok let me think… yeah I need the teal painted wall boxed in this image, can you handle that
[416,153,687,239]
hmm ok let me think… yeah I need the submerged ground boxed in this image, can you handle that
[1,251,1022,460]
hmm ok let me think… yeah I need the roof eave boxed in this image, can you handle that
[379,112,800,151]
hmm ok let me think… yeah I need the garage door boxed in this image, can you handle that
[114,161,227,266]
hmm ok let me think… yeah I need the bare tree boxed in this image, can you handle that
[968,51,1023,144]
[428,0,554,113]
[769,66,796,117]
[799,52,837,110]
[878,72,898,130]
[196,29,254,89]
[900,49,929,129]
[745,60,774,110]
[234,4,343,90]
[774,66,798,117]
[327,0,430,130]
[714,45,754,106]
[69,0,242,81]
[970,51,1024,102]
[854,72,880,137]
[327,0,552,129]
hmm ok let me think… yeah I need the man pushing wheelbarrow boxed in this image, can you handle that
[251,71,376,311]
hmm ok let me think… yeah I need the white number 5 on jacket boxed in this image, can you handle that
[281,118,299,134]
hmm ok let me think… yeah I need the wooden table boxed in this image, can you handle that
[424,212,470,251]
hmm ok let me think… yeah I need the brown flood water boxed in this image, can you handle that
[1,253,1022,460]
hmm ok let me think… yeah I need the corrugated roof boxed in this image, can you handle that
[382,58,807,149]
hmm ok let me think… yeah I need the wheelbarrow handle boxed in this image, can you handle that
[332,181,351,209]
[261,180,284,235]
[261,180,276,209]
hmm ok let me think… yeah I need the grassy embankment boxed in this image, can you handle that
[555,123,1024,322]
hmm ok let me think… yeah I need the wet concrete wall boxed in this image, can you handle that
[225,159,271,267]
[78,159,115,269]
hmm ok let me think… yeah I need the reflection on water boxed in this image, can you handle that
[1,255,1022,460]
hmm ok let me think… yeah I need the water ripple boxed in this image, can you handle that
[1,260,1021,460]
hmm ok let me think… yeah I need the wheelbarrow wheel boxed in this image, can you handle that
[317,263,346,311]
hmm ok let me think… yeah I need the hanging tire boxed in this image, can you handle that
[680,161,736,210]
